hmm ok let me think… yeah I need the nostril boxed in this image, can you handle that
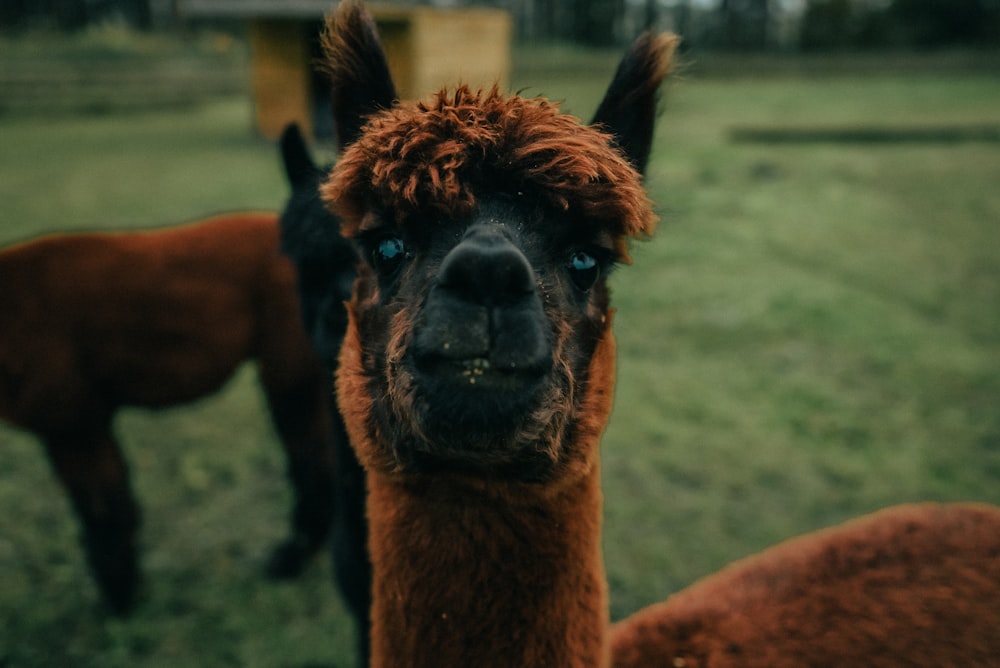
[437,231,535,305]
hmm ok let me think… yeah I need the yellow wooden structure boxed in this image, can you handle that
[181,1,512,140]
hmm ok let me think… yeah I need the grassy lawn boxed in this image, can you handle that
[1,33,999,666]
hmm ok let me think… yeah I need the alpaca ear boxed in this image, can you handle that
[279,123,320,188]
[322,0,399,151]
[590,32,679,175]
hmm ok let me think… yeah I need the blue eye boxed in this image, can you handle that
[378,237,405,260]
[570,251,597,272]
[372,236,408,276]
[568,250,600,291]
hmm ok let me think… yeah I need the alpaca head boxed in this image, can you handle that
[322,1,676,482]
[278,123,359,360]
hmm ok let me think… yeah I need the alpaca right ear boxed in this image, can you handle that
[590,32,679,176]
[323,0,398,152]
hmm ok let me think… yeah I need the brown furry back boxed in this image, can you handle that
[610,503,1000,667]
[0,212,306,424]
[0,211,336,611]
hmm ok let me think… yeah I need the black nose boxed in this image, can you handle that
[436,227,535,305]
[413,221,549,374]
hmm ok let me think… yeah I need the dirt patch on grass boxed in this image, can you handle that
[730,123,1000,144]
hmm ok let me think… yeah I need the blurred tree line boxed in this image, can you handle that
[2,0,998,50]
[0,0,156,31]
[800,0,1000,49]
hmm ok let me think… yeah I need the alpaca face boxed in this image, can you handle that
[321,2,674,481]
[343,186,616,480]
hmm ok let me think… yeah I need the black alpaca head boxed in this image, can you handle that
[322,2,677,482]
[278,123,359,360]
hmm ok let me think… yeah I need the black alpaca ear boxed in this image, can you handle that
[322,0,398,151]
[590,32,679,175]
[279,123,320,188]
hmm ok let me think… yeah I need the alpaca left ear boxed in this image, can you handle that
[279,123,320,188]
[323,0,399,151]
[590,32,679,175]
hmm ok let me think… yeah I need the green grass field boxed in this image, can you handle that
[1,33,999,667]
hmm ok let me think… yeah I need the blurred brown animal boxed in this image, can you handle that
[611,502,1000,667]
[0,211,335,613]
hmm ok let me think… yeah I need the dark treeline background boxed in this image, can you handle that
[1,0,998,50]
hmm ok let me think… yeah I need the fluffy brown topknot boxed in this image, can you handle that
[322,84,657,261]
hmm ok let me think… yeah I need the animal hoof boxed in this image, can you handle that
[104,588,138,616]
[85,532,140,615]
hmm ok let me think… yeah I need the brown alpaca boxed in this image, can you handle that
[611,502,1000,667]
[315,3,1000,667]
[0,212,335,613]
[319,3,674,665]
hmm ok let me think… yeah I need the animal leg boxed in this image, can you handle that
[262,376,336,578]
[44,429,141,615]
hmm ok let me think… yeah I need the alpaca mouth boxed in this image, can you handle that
[402,326,552,443]
[457,356,543,383]
[413,351,549,393]
[461,357,491,382]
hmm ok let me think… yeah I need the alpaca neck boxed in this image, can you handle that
[366,463,609,668]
